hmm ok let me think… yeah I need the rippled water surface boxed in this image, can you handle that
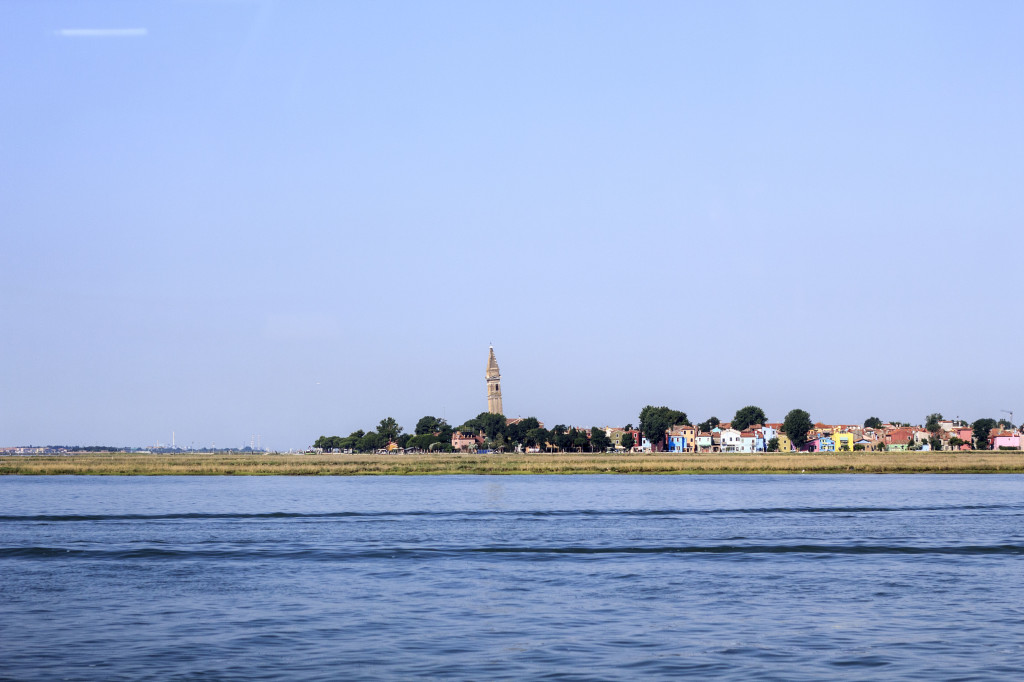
[2,474,1024,680]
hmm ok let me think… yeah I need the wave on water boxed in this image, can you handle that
[1,503,1020,523]
[5,543,1024,561]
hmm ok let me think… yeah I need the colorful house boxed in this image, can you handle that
[696,432,718,452]
[990,431,1021,450]
[452,431,483,452]
[719,428,742,452]
[833,432,855,451]
[667,425,697,452]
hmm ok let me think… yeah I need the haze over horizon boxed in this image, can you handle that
[2,2,1022,450]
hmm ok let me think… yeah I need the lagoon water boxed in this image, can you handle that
[2,475,1024,680]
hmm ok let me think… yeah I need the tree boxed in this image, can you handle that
[732,406,767,431]
[698,417,720,433]
[590,427,611,452]
[928,435,943,451]
[972,418,997,450]
[526,427,549,451]
[314,435,343,451]
[377,417,403,443]
[555,428,574,452]
[925,413,943,434]
[506,417,540,447]
[949,436,964,449]
[415,416,448,436]
[621,432,635,451]
[782,409,813,449]
[639,406,689,452]
[358,432,384,452]
[473,412,507,440]
[864,416,883,429]
[998,418,1015,430]
[766,437,779,453]
[407,434,435,451]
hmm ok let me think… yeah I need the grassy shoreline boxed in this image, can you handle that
[1,451,1023,475]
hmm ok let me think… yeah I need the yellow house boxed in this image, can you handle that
[776,434,793,452]
[833,432,855,451]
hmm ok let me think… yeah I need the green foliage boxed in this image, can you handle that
[313,435,342,451]
[620,432,635,451]
[949,437,964,448]
[506,417,540,446]
[376,417,403,443]
[928,436,943,451]
[590,427,611,452]
[639,406,689,451]
[698,417,720,433]
[473,412,507,440]
[925,413,943,434]
[732,406,766,431]
[415,416,449,436]
[407,434,442,451]
[863,416,883,429]
[782,409,813,448]
[853,444,866,451]
[358,432,384,452]
[766,437,779,452]
[972,418,997,450]
[555,428,575,452]
[526,427,549,451]
[998,418,1015,430]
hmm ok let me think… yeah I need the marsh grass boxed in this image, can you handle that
[1,451,1022,475]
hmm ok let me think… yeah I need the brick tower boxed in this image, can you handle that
[486,346,503,415]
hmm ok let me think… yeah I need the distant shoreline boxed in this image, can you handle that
[2,451,1023,475]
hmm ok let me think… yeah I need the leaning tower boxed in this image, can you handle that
[486,346,503,415]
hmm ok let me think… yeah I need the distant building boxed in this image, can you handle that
[486,346,503,415]
[452,431,483,452]
[667,425,697,452]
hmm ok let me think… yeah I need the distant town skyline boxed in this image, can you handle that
[2,2,1022,450]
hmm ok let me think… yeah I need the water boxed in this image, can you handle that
[2,475,1024,680]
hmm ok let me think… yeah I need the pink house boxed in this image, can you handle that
[801,437,822,452]
[452,431,484,452]
[990,431,1021,450]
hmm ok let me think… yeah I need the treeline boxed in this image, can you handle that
[313,405,1017,454]
[313,412,613,453]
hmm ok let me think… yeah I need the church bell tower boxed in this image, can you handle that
[486,346,503,415]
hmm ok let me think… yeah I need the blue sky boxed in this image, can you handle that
[2,1,1022,449]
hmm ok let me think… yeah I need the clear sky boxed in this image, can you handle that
[2,1,1022,450]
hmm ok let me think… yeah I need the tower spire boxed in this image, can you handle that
[486,346,503,415]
